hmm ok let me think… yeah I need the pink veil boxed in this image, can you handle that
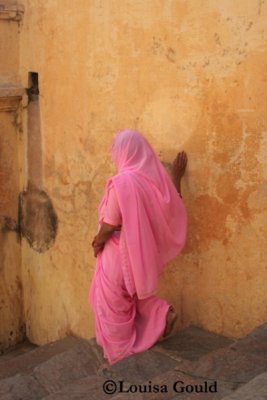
[99,130,187,299]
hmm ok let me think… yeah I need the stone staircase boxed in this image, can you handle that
[0,324,266,400]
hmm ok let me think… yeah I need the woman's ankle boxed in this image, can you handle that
[164,307,177,337]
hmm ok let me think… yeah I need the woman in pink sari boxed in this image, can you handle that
[89,130,187,366]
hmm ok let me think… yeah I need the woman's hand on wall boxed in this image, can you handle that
[172,151,187,179]
[171,151,187,196]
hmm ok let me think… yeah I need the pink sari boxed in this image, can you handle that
[89,130,187,364]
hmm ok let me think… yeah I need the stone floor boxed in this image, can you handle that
[0,324,266,399]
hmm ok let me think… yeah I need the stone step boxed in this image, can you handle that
[172,323,267,394]
[39,375,112,400]
[0,336,92,380]
[103,324,267,400]
[0,324,266,399]
[96,326,236,400]
[39,369,232,400]
[228,322,267,356]
[0,337,103,399]
[220,372,267,400]
[0,340,37,363]
[107,326,234,383]
[174,348,267,393]
[153,326,235,362]
[110,369,232,400]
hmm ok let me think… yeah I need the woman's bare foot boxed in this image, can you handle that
[165,307,178,337]
[158,306,178,342]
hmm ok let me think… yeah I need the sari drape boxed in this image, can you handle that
[89,130,187,364]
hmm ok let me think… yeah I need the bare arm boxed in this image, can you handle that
[171,151,187,197]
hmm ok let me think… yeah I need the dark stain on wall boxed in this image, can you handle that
[1,184,58,252]
[0,216,17,232]
[18,183,58,253]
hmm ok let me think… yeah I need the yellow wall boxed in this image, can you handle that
[0,1,24,350]
[18,0,267,344]
[0,111,24,350]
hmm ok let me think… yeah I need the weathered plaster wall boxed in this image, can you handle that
[0,113,24,350]
[0,24,19,83]
[19,0,267,344]
[0,1,24,351]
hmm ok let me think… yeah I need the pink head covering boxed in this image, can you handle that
[100,129,187,299]
[111,130,169,194]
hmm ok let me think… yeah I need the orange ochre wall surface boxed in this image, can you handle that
[0,1,24,351]
[18,0,267,345]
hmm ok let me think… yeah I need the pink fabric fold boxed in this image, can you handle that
[99,130,187,299]
[89,130,187,364]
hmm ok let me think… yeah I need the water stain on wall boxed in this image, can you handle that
[19,183,58,253]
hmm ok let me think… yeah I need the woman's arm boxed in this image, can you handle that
[92,222,121,257]
[171,151,187,197]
